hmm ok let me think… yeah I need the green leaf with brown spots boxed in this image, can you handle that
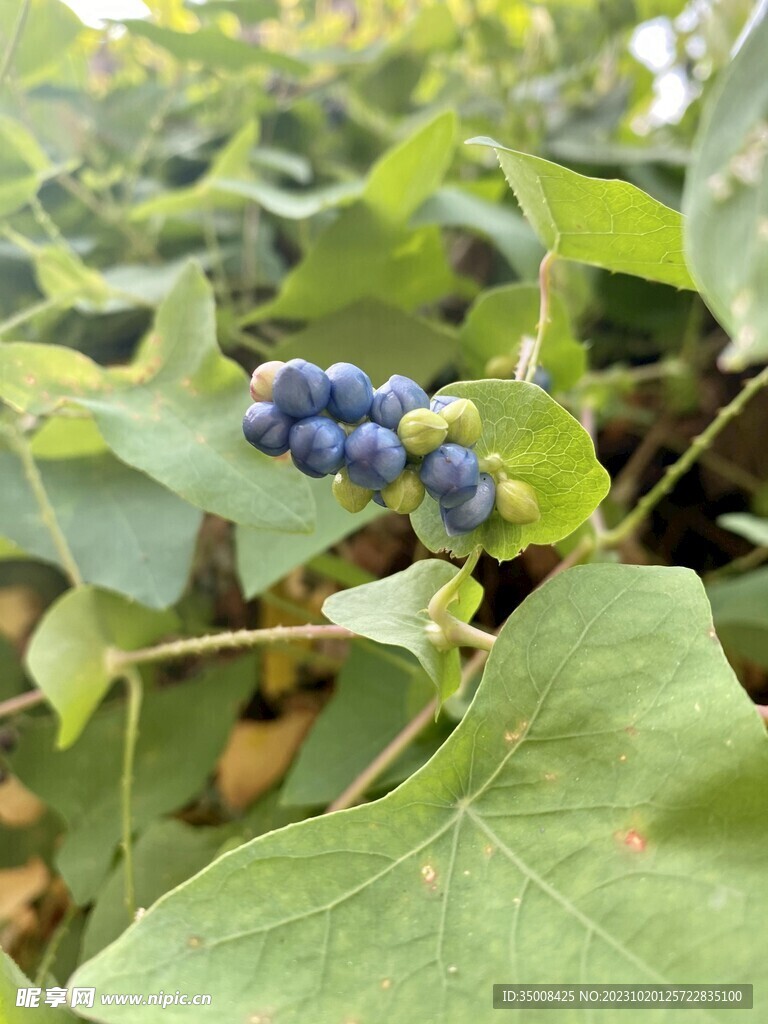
[68,565,768,1023]
[411,380,610,561]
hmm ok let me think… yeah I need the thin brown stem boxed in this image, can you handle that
[0,689,45,719]
[326,696,438,813]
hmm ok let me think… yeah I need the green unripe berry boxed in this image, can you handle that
[397,409,448,456]
[250,360,286,403]
[495,479,540,525]
[441,398,482,447]
[332,468,373,513]
[381,467,426,514]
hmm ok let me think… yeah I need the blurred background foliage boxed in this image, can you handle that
[2,0,768,985]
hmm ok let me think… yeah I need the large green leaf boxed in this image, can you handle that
[120,20,307,76]
[470,139,696,290]
[25,586,178,748]
[364,111,455,222]
[236,477,384,598]
[246,208,461,322]
[281,645,434,807]
[1,949,73,1022]
[413,185,544,280]
[323,560,484,702]
[81,795,305,959]
[244,113,462,322]
[0,116,61,218]
[708,567,768,670]
[131,121,259,220]
[0,451,201,609]
[8,659,254,903]
[274,299,457,384]
[69,565,768,1022]
[460,283,586,389]
[717,512,768,547]
[0,0,82,84]
[684,13,768,368]
[0,265,314,531]
[411,380,610,560]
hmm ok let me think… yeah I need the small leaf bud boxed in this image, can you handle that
[495,479,541,525]
[381,467,426,514]
[332,468,373,513]
[441,398,482,447]
[397,409,448,456]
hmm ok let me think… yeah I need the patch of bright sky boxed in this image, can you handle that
[629,16,695,128]
[60,0,150,29]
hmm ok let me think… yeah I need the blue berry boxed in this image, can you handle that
[370,374,429,430]
[289,416,347,478]
[272,358,331,418]
[326,362,374,423]
[242,402,294,456]
[441,473,496,536]
[430,394,459,415]
[532,367,552,392]
[372,492,387,507]
[420,443,479,508]
[345,422,407,490]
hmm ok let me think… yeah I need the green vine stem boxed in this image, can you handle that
[426,547,496,652]
[34,904,78,986]
[3,425,84,587]
[108,623,355,672]
[598,365,768,550]
[121,667,143,920]
[519,250,556,383]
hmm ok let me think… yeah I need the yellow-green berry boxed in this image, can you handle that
[397,409,448,456]
[495,479,540,525]
[332,468,373,513]
[381,468,426,514]
[441,398,482,447]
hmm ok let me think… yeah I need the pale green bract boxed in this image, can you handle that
[411,380,610,560]
[323,559,484,703]
[470,138,696,290]
[69,566,768,1023]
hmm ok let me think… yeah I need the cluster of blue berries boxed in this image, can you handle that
[242,359,541,536]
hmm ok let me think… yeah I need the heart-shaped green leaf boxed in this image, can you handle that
[323,559,483,702]
[684,13,768,368]
[1,949,73,1022]
[0,264,314,532]
[8,659,255,903]
[69,565,768,1022]
[411,380,609,560]
[25,586,177,748]
[0,451,201,609]
[470,138,696,290]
